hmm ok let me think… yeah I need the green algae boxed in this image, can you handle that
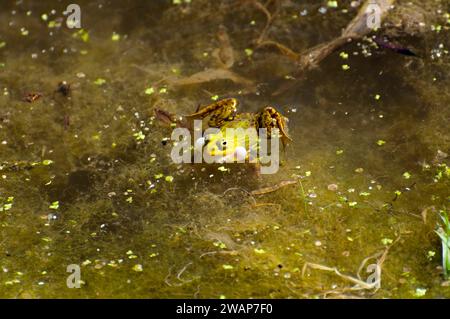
[0,0,449,299]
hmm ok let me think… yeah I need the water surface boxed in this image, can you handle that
[0,0,449,298]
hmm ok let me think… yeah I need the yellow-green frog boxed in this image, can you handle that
[185,98,292,163]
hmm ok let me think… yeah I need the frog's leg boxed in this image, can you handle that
[185,98,238,127]
[256,106,292,147]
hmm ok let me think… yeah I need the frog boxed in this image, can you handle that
[185,98,292,164]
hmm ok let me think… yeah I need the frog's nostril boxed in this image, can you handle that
[216,139,227,150]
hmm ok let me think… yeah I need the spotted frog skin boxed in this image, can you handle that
[186,98,292,161]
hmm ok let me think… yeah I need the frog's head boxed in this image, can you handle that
[195,129,255,163]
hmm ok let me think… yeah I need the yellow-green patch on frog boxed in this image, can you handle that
[186,98,238,128]
[202,113,258,161]
[187,98,292,163]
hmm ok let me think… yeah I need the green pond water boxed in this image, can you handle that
[0,0,449,298]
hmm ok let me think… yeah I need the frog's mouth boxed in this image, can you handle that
[215,146,247,163]
[195,135,249,163]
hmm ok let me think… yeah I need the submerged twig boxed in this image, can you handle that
[250,179,298,196]
[167,68,255,88]
[176,262,193,282]
[212,25,235,69]
[256,40,300,62]
[165,262,194,287]
[165,23,255,91]
[298,180,308,214]
[223,187,257,206]
[274,0,396,95]
[302,236,400,297]
[302,262,377,290]
[250,0,280,44]
[199,250,239,258]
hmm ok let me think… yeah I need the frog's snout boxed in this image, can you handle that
[216,146,247,163]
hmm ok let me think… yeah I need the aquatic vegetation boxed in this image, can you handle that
[0,0,449,299]
[0,195,14,212]
[435,210,450,279]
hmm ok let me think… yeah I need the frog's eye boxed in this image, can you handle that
[216,139,227,151]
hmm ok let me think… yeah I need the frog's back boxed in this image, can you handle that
[220,113,256,130]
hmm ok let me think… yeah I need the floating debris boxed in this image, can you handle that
[414,288,427,297]
[339,52,349,59]
[165,176,174,183]
[94,78,106,86]
[56,81,71,96]
[222,264,234,270]
[327,184,338,191]
[111,32,121,41]
[132,264,143,272]
[23,92,42,103]
[49,201,59,210]
[133,131,145,141]
[251,180,298,196]
[327,1,338,8]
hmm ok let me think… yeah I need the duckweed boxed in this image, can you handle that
[0,0,449,300]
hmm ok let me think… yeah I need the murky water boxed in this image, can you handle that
[0,0,449,298]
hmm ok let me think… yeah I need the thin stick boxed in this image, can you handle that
[256,40,300,62]
[176,262,193,282]
[223,187,257,205]
[298,180,308,214]
[250,179,298,196]
[302,262,377,290]
[302,236,400,295]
